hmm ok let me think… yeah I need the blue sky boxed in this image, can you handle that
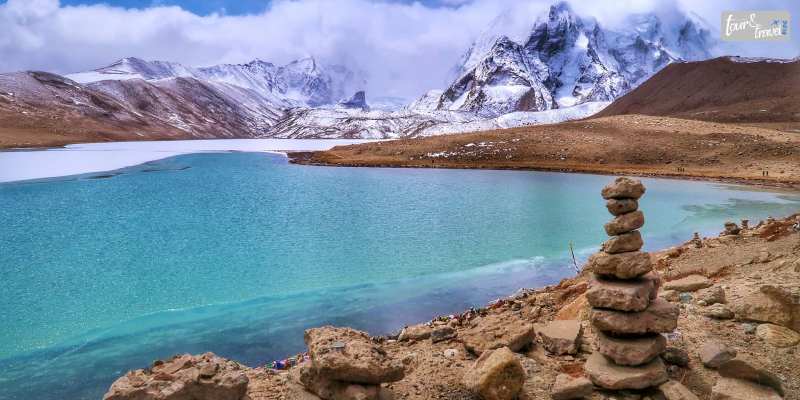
[59,0,274,15]
[55,0,461,15]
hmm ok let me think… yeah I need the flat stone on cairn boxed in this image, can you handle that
[586,272,659,312]
[590,298,679,335]
[594,330,666,366]
[585,177,679,392]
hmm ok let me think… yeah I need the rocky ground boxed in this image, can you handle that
[103,211,800,400]
[289,115,800,188]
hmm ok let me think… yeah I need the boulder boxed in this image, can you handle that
[291,362,380,400]
[756,323,800,347]
[700,304,734,320]
[103,353,248,400]
[534,320,582,355]
[594,330,665,366]
[397,324,431,342]
[718,355,784,396]
[601,177,646,200]
[695,286,726,305]
[699,342,736,369]
[658,380,699,400]
[588,251,653,279]
[304,326,404,384]
[586,273,658,312]
[723,222,741,236]
[590,299,679,335]
[430,326,456,343]
[730,285,797,329]
[604,211,645,236]
[462,347,525,400]
[606,198,638,216]
[602,231,644,254]
[711,377,782,400]
[461,313,535,355]
[550,374,593,400]
[584,352,667,390]
[663,275,712,292]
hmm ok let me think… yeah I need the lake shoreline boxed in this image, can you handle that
[287,114,800,191]
[289,152,800,192]
[104,212,800,400]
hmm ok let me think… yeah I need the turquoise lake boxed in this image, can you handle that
[1,151,799,400]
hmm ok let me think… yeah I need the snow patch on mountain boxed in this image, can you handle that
[419,101,609,136]
[407,90,444,113]
[68,57,196,83]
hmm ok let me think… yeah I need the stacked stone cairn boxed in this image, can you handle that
[584,177,680,391]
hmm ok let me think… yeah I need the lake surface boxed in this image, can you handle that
[1,150,799,400]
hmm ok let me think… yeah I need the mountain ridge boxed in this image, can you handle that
[0,1,731,146]
[426,1,713,117]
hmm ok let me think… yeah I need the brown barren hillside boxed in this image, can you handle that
[594,57,800,124]
[291,115,800,187]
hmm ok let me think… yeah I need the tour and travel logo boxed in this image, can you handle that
[722,10,791,41]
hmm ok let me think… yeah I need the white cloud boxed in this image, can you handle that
[0,0,797,100]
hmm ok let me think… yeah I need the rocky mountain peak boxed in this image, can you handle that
[431,1,714,117]
[337,90,369,111]
[283,57,319,75]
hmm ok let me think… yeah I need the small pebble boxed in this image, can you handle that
[679,293,693,303]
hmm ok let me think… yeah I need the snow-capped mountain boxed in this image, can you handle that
[3,2,718,141]
[68,57,197,83]
[431,1,713,117]
[68,56,365,109]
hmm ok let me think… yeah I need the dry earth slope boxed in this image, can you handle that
[594,56,800,126]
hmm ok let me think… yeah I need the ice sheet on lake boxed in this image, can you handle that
[0,139,375,183]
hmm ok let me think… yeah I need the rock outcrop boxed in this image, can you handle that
[462,347,525,400]
[699,342,736,369]
[461,313,535,355]
[102,353,249,400]
[550,373,593,400]
[711,377,782,400]
[756,323,800,347]
[717,355,784,396]
[534,320,582,355]
[292,326,405,399]
[663,274,712,292]
[586,177,677,392]
[658,380,700,400]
